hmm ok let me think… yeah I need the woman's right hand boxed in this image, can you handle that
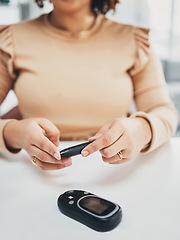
[3,118,72,170]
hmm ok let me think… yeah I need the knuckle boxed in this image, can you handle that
[38,152,46,162]
[53,128,60,135]
[48,148,55,157]
[102,148,112,158]
[43,140,51,151]
[25,143,31,152]
[49,130,58,138]
[39,141,45,150]
[44,138,56,153]
[89,143,98,153]
[102,134,112,145]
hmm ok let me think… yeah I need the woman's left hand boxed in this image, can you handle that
[81,117,152,164]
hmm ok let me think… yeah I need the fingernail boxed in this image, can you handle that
[54,153,60,160]
[81,150,89,157]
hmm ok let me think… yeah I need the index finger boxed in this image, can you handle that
[81,128,122,157]
[33,132,61,161]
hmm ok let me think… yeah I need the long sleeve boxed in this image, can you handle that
[129,27,178,152]
[0,25,16,153]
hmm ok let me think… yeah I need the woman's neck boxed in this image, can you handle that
[49,8,96,34]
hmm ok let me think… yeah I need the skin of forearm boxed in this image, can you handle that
[3,120,22,151]
[134,117,152,148]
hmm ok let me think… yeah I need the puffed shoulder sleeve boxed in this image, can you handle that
[129,26,150,75]
[0,25,16,153]
[129,26,178,153]
[0,25,15,80]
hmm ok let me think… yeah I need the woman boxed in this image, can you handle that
[0,0,178,170]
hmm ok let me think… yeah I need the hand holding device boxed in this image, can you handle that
[81,117,152,164]
[3,118,72,170]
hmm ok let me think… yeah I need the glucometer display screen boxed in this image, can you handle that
[79,196,116,216]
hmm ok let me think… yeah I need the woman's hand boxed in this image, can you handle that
[3,118,72,170]
[81,117,152,164]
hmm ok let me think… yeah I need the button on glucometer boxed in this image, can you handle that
[68,196,74,199]
[69,200,74,205]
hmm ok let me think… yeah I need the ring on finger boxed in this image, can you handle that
[117,151,123,161]
[32,157,38,166]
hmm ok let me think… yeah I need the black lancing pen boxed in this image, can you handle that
[60,141,93,159]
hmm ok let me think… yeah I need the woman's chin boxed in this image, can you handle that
[52,0,91,14]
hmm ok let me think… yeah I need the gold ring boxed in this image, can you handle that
[32,157,37,166]
[117,151,123,161]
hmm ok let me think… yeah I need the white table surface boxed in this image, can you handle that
[0,138,180,240]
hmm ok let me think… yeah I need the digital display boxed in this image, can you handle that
[79,196,115,216]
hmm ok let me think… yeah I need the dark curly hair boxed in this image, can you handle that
[35,0,120,14]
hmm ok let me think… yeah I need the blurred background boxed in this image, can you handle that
[0,0,180,136]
